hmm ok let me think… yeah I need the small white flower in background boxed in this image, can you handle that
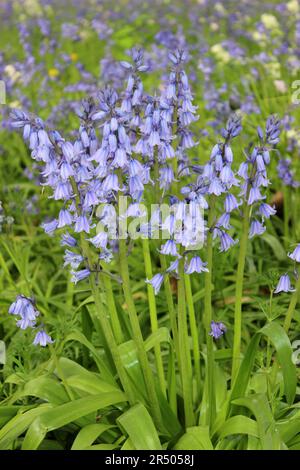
[274,80,287,94]
[261,14,279,30]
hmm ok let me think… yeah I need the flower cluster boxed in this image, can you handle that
[275,244,300,294]
[239,116,281,238]
[9,295,53,346]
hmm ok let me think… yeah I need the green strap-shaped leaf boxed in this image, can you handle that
[17,377,69,405]
[233,395,284,450]
[173,426,213,450]
[216,415,259,440]
[21,391,126,450]
[231,322,296,405]
[260,322,296,405]
[0,404,52,450]
[117,403,162,450]
[71,424,115,450]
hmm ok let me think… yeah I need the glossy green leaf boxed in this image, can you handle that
[117,404,162,450]
[71,424,115,450]
[173,426,213,450]
[21,391,126,450]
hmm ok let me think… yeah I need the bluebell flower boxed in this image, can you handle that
[185,256,208,274]
[249,219,266,238]
[166,258,179,273]
[277,158,299,188]
[288,244,300,263]
[159,239,178,256]
[16,317,36,329]
[209,321,227,339]
[274,274,295,293]
[60,161,74,180]
[248,186,265,205]
[89,231,108,249]
[58,209,73,228]
[102,173,120,193]
[74,214,91,233]
[258,203,276,219]
[215,229,237,252]
[265,115,281,145]
[61,232,77,247]
[159,166,175,190]
[146,273,164,295]
[41,219,58,235]
[9,295,37,319]
[71,268,91,284]
[33,330,54,347]
[54,181,73,201]
[63,250,84,269]
[224,194,239,212]
[216,212,232,230]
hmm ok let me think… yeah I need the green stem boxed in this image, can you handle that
[160,255,179,359]
[69,178,133,403]
[185,273,201,400]
[231,203,250,383]
[142,238,166,396]
[119,237,162,427]
[284,274,300,333]
[204,195,216,427]
[102,272,124,345]
[89,272,134,403]
[178,255,194,427]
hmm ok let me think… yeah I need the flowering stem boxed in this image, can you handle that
[69,177,133,402]
[231,202,251,383]
[142,238,166,397]
[185,273,201,400]
[204,195,216,428]
[283,274,300,333]
[102,272,124,345]
[160,254,180,380]
[119,237,162,427]
[178,254,194,427]
[82,239,134,404]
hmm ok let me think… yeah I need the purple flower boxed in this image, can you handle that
[146,273,164,295]
[63,250,84,269]
[74,214,91,233]
[288,244,300,263]
[249,220,266,238]
[9,295,38,321]
[159,240,178,256]
[248,186,265,205]
[41,219,58,235]
[102,173,120,193]
[9,295,40,331]
[71,268,91,284]
[216,212,232,230]
[61,232,77,247]
[33,330,54,347]
[16,318,36,330]
[209,321,226,339]
[185,256,208,274]
[274,274,295,293]
[258,203,276,219]
[166,258,179,273]
[89,231,108,249]
[58,209,73,228]
[215,230,237,252]
[224,194,239,212]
